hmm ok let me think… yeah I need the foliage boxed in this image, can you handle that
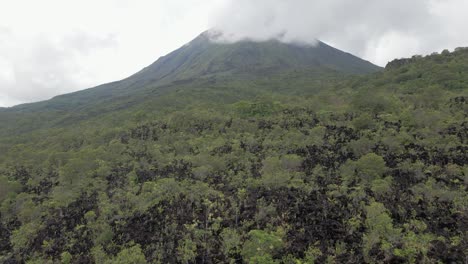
[0,47,466,263]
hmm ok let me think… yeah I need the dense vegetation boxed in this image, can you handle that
[0,44,467,263]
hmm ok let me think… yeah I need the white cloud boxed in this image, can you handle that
[212,0,468,65]
[0,31,117,103]
[0,0,224,107]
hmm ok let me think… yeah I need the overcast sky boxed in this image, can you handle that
[1,0,467,107]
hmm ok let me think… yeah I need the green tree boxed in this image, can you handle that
[0,175,21,202]
[354,153,387,184]
[108,244,147,264]
[363,202,401,261]
[61,251,72,264]
[177,236,197,264]
[221,228,241,259]
[241,230,284,263]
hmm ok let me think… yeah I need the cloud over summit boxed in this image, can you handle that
[211,0,468,65]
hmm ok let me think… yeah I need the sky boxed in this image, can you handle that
[1,0,467,107]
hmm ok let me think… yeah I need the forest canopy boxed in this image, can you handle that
[0,48,467,263]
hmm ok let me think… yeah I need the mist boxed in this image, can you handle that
[211,0,468,66]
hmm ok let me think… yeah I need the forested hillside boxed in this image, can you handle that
[0,46,467,263]
[0,33,379,139]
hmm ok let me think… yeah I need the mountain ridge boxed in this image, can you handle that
[2,31,381,113]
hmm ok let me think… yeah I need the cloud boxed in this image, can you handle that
[0,0,222,107]
[211,0,468,65]
[0,31,118,105]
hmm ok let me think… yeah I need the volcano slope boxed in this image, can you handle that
[0,38,466,263]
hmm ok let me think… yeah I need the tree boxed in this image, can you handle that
[221,228,241,259]
[0,175,21,202]
[241,230,284,263]
[261,157,290,189]
[61,251,72,264]
[108,244,147,264]
[260,155,303,189]
[363,202,401,262]
[177,236,197,264]
[354,153,387,184]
